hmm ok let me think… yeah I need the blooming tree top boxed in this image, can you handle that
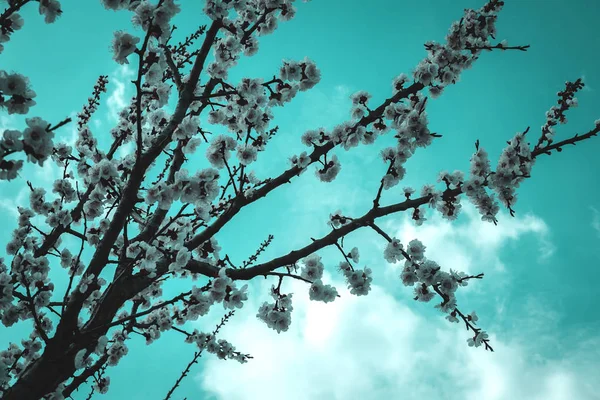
[0,0,598,399]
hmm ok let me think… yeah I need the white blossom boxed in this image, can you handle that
[112,31,140,64]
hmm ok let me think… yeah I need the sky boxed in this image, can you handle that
[2,0,600,399]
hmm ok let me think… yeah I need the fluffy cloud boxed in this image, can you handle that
[590,206,600,238]
[197,271,598,400]
[197,273,598,400]
[107,64,135,123]
[0,114,17,131]
[0,186,28,218]
[195,201,597,400]
[379,202,555,278]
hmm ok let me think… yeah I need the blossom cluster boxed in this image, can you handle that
[366,0,510,226]
[299,119,379,183]
[414,1,504,97]
[185,329,249,363]
[203,0,304,80]
[328,209,351,229]
[456,80,585,226]
[144,168,221,221]
[488,130,535,214]
[257,285,293,333]
[105,0,182,65]
[0,251,55,332]
[383,236,489,347]
[0,12,24,55]
[0,71,36,115]
[377,91,434,193]
[112,31,140,65]
[0,115,57,180]
[308,0,506,199]
[0,1,64,179]
[137,268,247,345]
[204,56,320,174]
[0,0,62,54]
[208,268,249,309]
[460,146,500,223]
[538,78,584,145]
[301,254,338,302]
[385,92,433,150]
[338,261,373,296]
[289,150,311,174]
[0,336,42,388]
[63,267,251,378]
[431,172,464,221]
[383,238,404,264]
[308,279,337,303]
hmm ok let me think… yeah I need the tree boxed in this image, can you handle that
[0,0,598,398]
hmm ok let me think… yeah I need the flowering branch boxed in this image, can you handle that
[164,310,244,400]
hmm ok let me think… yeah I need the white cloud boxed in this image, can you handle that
[31,158,63,186]
[197,274,598,400]
[62,110,80,148]
[0,186,28,218]
[297,84,353,128]
[0,114,18,131]
[118,141,134,159]
[581,73,593,92]
[192,199,585,400]
[590,206,600,238]
[378,201,555,279]
[107,65,135,123]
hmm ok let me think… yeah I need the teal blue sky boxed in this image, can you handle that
[1,0,600,399]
